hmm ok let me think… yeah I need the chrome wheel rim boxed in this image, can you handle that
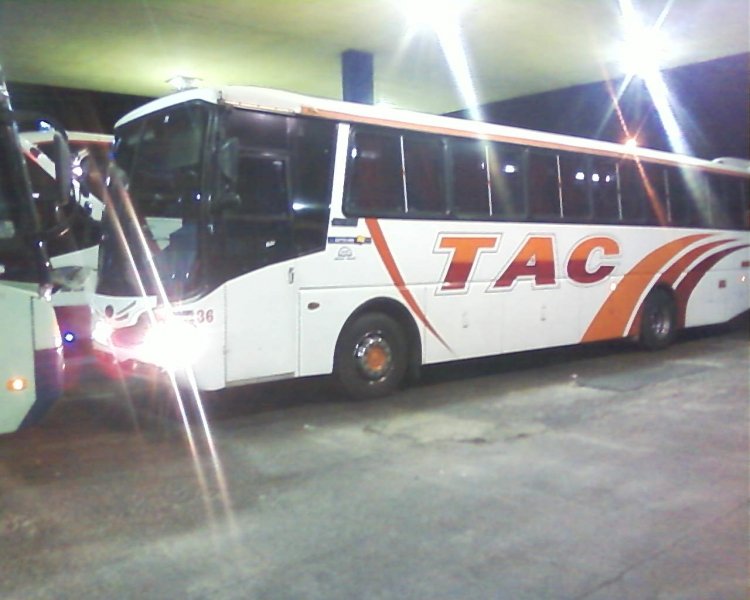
[354,332,392,382]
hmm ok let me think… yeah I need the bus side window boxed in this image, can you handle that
[591,158,620,222]
[527,150,561,220]
[619,160,664,225]
[290,118,336,254]
[218,153,292,270]
[487,143,525,219]
[559,153,591,221]
[403,134,447,216]
[235,154,289,217]
[449,138,490,218]
[712,175,745,229]
[346,130,404,216]
[666,167,694,227]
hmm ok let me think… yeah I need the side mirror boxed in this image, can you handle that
[52,131,72,208]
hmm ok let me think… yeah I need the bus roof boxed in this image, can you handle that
[115,86,750,178]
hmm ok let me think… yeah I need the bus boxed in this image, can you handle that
[20,130,112,358]
[0,70,66,433]
[90,86,750,399]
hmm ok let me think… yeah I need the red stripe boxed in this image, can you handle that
[626,238,734,335]
[674,244,750,328]
[582,234,710,342]
[365,219,451,352]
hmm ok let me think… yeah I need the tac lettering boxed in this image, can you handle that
[435,234,620,293]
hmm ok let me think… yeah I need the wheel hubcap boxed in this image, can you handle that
[650,306,671,339]
[354,333,392,381]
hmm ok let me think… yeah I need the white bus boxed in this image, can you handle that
[91,86,750,398]
[20,130,112,357]
[0,72,66,433]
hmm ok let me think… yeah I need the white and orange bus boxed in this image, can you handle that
[91,86,749,398]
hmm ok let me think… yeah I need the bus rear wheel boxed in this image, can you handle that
[639,289,677,350]
[334,312,408,399]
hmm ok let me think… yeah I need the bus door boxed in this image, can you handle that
[221,151,299,383]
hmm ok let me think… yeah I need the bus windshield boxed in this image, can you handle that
[97,101,211,300]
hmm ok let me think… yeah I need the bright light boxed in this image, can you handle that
[592,173,601,183]
[503,164,517,174]
[625,137,639,149]
[619,22,669,78]
[63,331,76,344]
[141,318,202,367]
[166,75,202,92]
[575,171,585,181]
[402,0,466,31]
[618,0,673,78]
[616,1,692,156]
[6,377,27,392]
[399,0,482,120]
[92,319,114,346]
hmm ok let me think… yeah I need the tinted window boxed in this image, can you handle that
[619,160,664,225]
[527,150,560,219]
[591,158,620,222]
[290,118,336,253]
[666,166,695,227]
[488,143,525,218]
[559,153,591,220]
[403,134,446,215]
[347,131,404,216]
[450,138,490,217]
[224,109,288,151]
[235,155,289,216]
[216,110,335,276]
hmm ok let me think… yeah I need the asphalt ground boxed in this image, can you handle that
[1,319,748,599]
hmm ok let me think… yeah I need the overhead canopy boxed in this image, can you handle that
[0,0,747,113]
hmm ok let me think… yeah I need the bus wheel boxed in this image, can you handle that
[334,312,408,399]
[639,289,677,350]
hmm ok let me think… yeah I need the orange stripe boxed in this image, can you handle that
[582,234,710,342]
[626,239,733,336]
[365,219,451,351]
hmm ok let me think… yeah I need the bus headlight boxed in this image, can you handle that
[141,319,201,367]
[92,319,114,346]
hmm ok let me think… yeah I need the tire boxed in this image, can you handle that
[639,289,677,350]
[334,312,408,399]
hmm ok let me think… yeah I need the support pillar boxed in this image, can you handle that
[341,50,374,105]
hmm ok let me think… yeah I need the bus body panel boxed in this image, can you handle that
[225,260,298,384]
[0,284,62,434]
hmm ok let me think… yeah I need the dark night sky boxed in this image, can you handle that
[7,52,749,161]
[450,53,750,161]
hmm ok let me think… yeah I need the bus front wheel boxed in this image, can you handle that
[639,289,677,350]
[334,312,408,399]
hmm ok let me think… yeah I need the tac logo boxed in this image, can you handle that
[434,233,621,294]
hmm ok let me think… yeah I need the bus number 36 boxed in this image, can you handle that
[196,309,215,324]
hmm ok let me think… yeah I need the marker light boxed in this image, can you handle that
[166,75,203,91]
[63,331,76,344]
[6,377,27,392]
